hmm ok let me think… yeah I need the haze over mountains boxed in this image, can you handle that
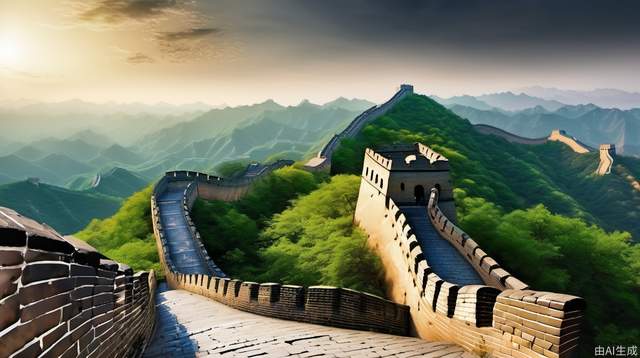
[0,96,374,232]
[3,86,640,233]
[433,89,640,156]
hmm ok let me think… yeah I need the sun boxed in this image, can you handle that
[0,33,23,67]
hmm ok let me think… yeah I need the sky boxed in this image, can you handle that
[1,0,639,105]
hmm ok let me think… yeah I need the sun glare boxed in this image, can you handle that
[0,33,22,67]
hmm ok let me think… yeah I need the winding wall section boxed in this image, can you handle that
[355,145,585,358]
[305,84,414,170]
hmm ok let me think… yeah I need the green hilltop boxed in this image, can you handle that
[0,180,121,234]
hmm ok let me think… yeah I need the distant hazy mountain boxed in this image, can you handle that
[321,97,375,112]
[0,103,203,144]
[34,154,95,178]
[434,92,566,111]
[90,144,146,167]
[0,155,61,184]
[475,92,566,111]
[135,100,285,156]
[520,87,640,109]
[449,104,640,155]
[68,167,148,198]
[431,95,495,110]
[0,180,121,234]
[24,138,103,162]
[67,129,114,148]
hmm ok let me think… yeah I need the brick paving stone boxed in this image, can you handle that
[144,289,473,357]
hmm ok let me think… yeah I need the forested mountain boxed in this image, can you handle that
[448,104,640,155]
[0,180,121,234]
[333,94,640,241]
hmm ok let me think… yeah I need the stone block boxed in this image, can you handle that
[0,266,20,299]
[0,294,19,331]
[0,250,23,266]
[21,262,69,285]
[19,277,74,305]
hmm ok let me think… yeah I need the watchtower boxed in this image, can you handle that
[360,142,456,221]
[596,144,616,175]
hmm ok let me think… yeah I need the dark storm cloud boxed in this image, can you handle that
[274,0,640,55]
[78,0,181,24]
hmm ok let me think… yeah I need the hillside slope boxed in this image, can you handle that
[0,180,121,234]
[332,94,640,241]
[68,167,149,198]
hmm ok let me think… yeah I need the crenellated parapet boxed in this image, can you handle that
[0,207,156,358]
[354,144,585,358]
[150,161,413,335]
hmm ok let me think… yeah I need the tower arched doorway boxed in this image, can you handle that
[414,185,425,205]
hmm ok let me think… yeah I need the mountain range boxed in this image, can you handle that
[448,104,640,155]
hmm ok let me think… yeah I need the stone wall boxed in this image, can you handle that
[473,124,548,145]
[0,207,155,358]
[151,166,413,336]
[304,84,414,170]
[548,130,592,154]
[162,271,410,336]
[354,146,585,358]
[596,144,616,175]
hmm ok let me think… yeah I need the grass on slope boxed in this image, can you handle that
[0,180,121,234]
[75,186,161,275]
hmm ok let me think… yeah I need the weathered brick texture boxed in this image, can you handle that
[0,207,155,358]
[151,168,413,336]
[353,145,585,358]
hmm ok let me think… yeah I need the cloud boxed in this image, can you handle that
[76,0,183,24]
[127,52,155,64]
[155,27,221,41]
[154,27,223,62]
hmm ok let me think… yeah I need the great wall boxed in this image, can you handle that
[0,85,588,357]
[473,124,616,176]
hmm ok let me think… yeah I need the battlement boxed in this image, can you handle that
[0,207,155,357]
[362,144,455,218]
[354,145,585,357]
[162,272,410,336]
[151,163,413,335]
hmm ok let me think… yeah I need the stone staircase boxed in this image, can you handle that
[399,206,483,286]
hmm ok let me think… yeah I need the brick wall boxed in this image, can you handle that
[151,167,413,336]
[354,145,585,358]
[0,208,155,358]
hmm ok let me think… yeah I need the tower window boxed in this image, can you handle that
[380,178,384,189]
[375,173,379,184]
[400,182,405,191]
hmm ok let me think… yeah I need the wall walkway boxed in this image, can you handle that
[144,287,474,358]
[400,206,483,286]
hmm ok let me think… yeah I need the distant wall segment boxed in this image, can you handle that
[0,207,155,358]
[354,144,585,358]
[304,84,414,170]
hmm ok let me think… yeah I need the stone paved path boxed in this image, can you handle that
[157,182,210,274]
[399,206,483,286]
[144,288,475,358]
